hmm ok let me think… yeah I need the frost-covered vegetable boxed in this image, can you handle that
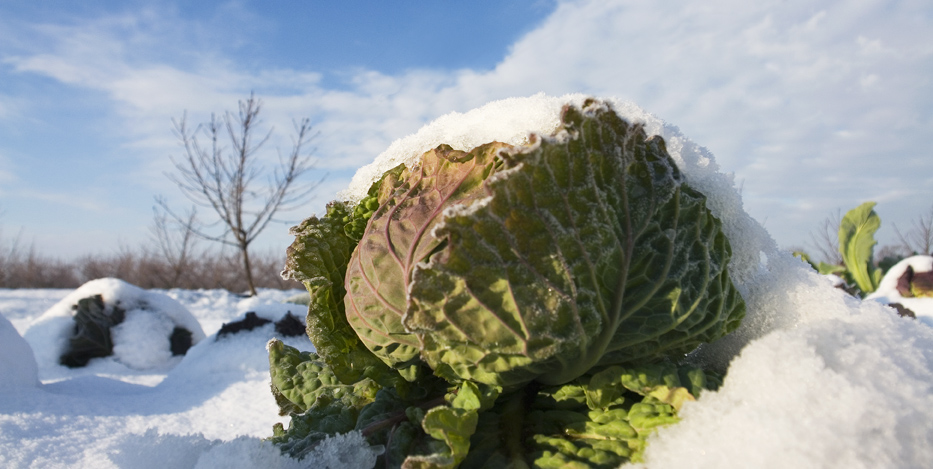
[866,255,933,323]
[24,278,206,372]
[274,99,745,467]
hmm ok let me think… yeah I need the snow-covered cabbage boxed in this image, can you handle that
[276,99,745,467]
[867,255,933,325]
[24,278,206,373]
[341,100,744,387]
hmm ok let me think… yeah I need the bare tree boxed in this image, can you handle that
[893,205,933,256]
[162,93,319,295]
[808,209,844,266]
[151,199,200,288]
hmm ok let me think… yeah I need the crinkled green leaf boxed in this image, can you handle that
[270,400,363,460]
[406,100,745,387]
[283,201,354,286]
[838,201,882,295]
[450,381,501,412]
[628,397,679,428]
[524,400,640,468]
[613,364,689,409]
[346,143,508,372]
[523,362,720,466]
[267,339,378,415]
[404,406,478,469]
[585,363,716,412]
[400,381,499,469]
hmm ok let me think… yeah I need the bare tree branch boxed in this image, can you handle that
[159,92,320,295]
[151,198,201,288]
[893,205,933,256]
[808,209,844,265]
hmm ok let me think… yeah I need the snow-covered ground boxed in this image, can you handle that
[0,282,376,468]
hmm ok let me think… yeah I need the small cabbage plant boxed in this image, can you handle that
[271,99,745,468]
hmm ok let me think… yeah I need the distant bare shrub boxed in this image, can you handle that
[1,245,79,288]
[71,246,300,293]
[893,205,933,256]
[0,220,78,288]
[0,241,299,292]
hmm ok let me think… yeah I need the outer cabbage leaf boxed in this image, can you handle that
[267,339,378,415]
[268,340,381,460]
[346,143,509,372]
[283,185,411,388]
[405,100,745,387]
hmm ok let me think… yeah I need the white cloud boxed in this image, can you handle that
[3,0,933,255]
[12,188,106,213]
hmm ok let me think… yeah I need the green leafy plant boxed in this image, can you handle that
[838,201,883,295]
[274,99,746,467]
[796,201,883,297]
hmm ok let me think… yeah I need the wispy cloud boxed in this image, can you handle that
[12,188,107,213]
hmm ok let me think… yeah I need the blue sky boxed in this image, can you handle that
[1,0,931,260]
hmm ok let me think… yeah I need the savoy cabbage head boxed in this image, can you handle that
[340,99,744,387]
[277,98,745,467]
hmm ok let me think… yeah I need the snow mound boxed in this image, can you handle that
[630,254,933,468]
[163,306,312,392]
[0,312,39,389]
[23,278,206,378]
[866,255,933,326]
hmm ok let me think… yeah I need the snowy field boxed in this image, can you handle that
[4,95,933,468]
[0,283,377,468]
[5,274,933,469]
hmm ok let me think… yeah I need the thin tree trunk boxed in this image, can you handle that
[241,242,257,296]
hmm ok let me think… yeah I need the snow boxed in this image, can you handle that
[0,284,377,468]
[3,95,933,468]
[0,313,39,389]
[339,93,587,204]
[632,254,933,468]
